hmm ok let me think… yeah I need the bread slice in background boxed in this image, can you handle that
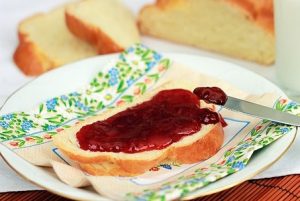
[14,7,98,76]
[53,82,224,176]
[65,0,140,54]
[138,0,274,65]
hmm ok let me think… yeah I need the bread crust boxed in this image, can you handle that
[169,123,224,164]
[227,0,274,33]
[13,8,98,76]
[56,123,223,176]
[65,12,124,54]
[72,123,224,176]
[13,31,54,76]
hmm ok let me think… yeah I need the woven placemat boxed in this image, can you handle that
[1,175,299,201]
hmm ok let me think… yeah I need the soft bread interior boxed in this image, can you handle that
[53,81,218,162]
[66,0,140,48]
[19,7,97,66]
[138,0,274,64]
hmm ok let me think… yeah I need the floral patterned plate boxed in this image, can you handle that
[0,51,296,201]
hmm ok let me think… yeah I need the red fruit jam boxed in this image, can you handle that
[193,87,228,106]
[76,89,221,153]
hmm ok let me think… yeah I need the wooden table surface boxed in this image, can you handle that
[1,174,299,201]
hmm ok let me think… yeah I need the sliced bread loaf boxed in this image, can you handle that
[65,0,140,54]
[138,0,274,65]
[14,7,98,76]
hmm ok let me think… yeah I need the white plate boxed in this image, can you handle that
[0,53,296,200]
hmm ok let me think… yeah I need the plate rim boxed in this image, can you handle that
[0,148,109,201]
[0,52,296,200]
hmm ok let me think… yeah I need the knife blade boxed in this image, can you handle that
[224,96,300,127]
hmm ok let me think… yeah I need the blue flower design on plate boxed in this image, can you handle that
[153,53,162,61]
[288,101,297,107]
[145,61,156,72]
[75,101,90,111]
[119,54,126,62]
[236,143,250,151]
[0,121,9,129]
[21,120,32,131]
[126,78,135,86]
[226,156,235,163]
[108,68,119,77]
[192,178,205,183]
[108,77,118,86]
[60,95,68,101]
[70,92,80,96]
[280,127,290,134]
[184,178,205,186]
[75,101,83,107]
[127,47,134,53]
[82,106,90,112]
[2,114,13,120]
[46,98,58,111]
[232,161,245,170]
[44,124,57,131]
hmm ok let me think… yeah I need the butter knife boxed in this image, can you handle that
[224,96,300,127]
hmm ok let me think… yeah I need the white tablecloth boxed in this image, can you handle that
[0,0,299,193]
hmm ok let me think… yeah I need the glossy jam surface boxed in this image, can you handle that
[76,89,220,153]
[193,87,228,105]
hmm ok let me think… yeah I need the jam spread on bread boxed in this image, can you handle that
[77,88,226,153]
[193,87,227,105]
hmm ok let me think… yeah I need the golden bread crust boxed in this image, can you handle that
[65,12,124,54]
[155,0,185,9]
[13,8,98,76]
[56,122,223,176]
[13,31,54,76]
[227,0,274,33]
[169,123,224,164]
[78,155,166,176]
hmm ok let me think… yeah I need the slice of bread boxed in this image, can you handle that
[138,0,274,65]
[65,0,140,54]
[53,83,224,176]
[14,7,98,76]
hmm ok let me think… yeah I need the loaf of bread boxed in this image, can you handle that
[65,0,140,54]
[138,0,274,65]
[53,83,224,176]
[13,7,98,76]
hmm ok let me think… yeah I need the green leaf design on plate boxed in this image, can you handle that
[121,95,134,103]
[117,80,126,93]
